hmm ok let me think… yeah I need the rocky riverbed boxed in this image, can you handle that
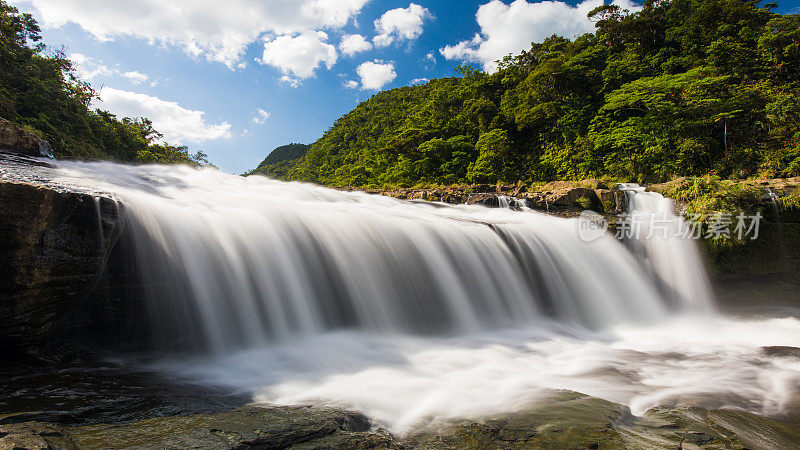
[336,179,628,216]
[3,386,800,449]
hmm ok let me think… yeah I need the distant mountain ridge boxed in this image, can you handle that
[249,143,309,177]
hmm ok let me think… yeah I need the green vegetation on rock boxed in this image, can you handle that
[782,187,800,209]
[650,176,799,275]
[655,176,763,220]
[0,1,207,165]
[255,0,800,188]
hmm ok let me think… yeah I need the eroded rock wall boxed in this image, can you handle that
[0,181,143,361]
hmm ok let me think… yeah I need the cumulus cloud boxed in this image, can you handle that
[69,53,113,80]
[339,34,373,56]
[13,0,368,69]
[343,79,360,89]
[440,0,641,72]
[410,77,429,85]
[357,60,397,90]
[96,87,231,144]
[259,31,337,85]
[70,53,158,86]
[252,108,271,124]
[373,3,432,47]
[122,71,151,85]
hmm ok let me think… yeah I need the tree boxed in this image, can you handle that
[467,129,512,183]
[0,0,207,166]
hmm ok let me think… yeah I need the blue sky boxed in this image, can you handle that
[10,0,800,173]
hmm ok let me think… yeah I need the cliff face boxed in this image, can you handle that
[0,180,145,361]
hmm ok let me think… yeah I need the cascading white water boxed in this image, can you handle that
[47,161,800,435]
[55,164,681,352]
[495,194,527,210]
[619,184,715,312]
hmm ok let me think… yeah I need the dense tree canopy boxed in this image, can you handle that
[247,143,310,177]
[0,0,207,165]
[253,0,800,186]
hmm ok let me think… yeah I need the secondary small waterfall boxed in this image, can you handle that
[619,184,714,312]
[47,161,800,434]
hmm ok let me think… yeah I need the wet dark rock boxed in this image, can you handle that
[712,274,800,315]
[409,391,800,449]
[409,393,627,449]
[465,193,499,207]
[539,179,610,191]
[0,118,53,158]
[338,180,624,216]
[638,406,800,450]
[761,346,800,358]
[2,383,799,449]
[595,189,627,215]
[0,180,145,362]
[0,422,76,449]
[24,405,402,449]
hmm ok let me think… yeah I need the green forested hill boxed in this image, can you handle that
[257,143,310,166]
[0,1,206,165]
[248,143,310,177]
[256,0,800,187]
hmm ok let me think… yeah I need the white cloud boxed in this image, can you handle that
[373,3,432,47]
[14,0,368,69]
[344,79,360,89]
[339,34,372,56]
[259,31,337,84]
[70,53,158,86]
[410,77,428,85]
[440,0,641,72]
[356,60,397,90]
[96,87,231,144]
[278,75,301,88]
[252,108,272,124]
[423,51,436,70]
[69,53,113,80]
[122,71,150,85]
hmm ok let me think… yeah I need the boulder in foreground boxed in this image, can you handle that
[0,118,53,158]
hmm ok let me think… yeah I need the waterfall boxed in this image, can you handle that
[113,172,675,352]
[497,194,510,208]
[47,161,800,435]
[48,164,711,350]
[496,195,527,210]
[618,184,714,312]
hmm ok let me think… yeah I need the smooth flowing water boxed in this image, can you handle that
[619,183,715,312]
[46,161,800,434]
